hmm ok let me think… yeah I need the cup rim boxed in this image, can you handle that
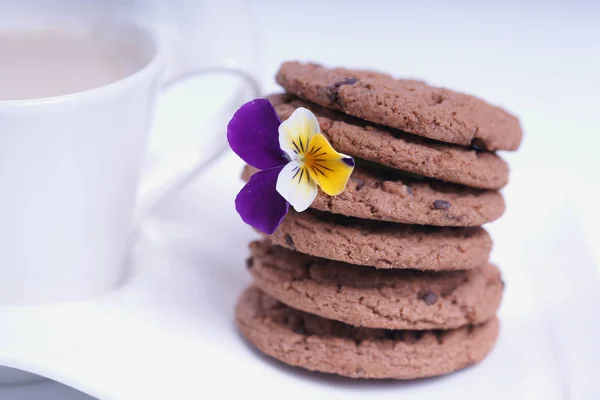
[0,20,164,107]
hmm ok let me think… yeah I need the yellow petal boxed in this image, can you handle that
[304,133,354,196]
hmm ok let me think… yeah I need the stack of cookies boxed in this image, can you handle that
[235,62,522,379]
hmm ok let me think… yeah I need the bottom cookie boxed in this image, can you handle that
[236,286,499,380]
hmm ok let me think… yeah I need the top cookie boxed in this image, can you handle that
[276,62,523,151]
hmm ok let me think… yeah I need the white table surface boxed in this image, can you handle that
[1,1,600,399]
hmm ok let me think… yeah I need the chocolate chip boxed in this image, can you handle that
[354,178,365,191]
[284,234,296,250]
[245,257,254,269]
[433,200,451,210]
[405,185,413,196]
[294,325,307,335]
[325,77,359,104]
[421,291,438,305]
[335,77,358,87]
[470,138,487,152]
[322,86,338,104]
[336,283,343,292]
[432,94,445,105]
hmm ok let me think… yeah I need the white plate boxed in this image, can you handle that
[1,153,598,399]
[0,379,94,400]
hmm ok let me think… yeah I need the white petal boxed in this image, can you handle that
[276,161,317,212]
[278,107,320,160]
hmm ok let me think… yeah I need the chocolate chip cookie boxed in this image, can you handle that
[236,286,499,379]
[247,241,503,330]
[276,62,522,151]
[243,164,505,226]
[268,210,492,271]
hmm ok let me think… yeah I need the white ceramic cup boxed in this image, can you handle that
[0,20,259,305]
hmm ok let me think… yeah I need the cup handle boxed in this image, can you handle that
[134,68,260,222]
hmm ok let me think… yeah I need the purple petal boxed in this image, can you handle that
[342,156,355,167]
[227,99,288,170]
[235,167,289,234]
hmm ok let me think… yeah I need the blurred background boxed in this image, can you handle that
[1,0,599,398]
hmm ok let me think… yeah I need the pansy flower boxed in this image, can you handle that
[227,99,355,234]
